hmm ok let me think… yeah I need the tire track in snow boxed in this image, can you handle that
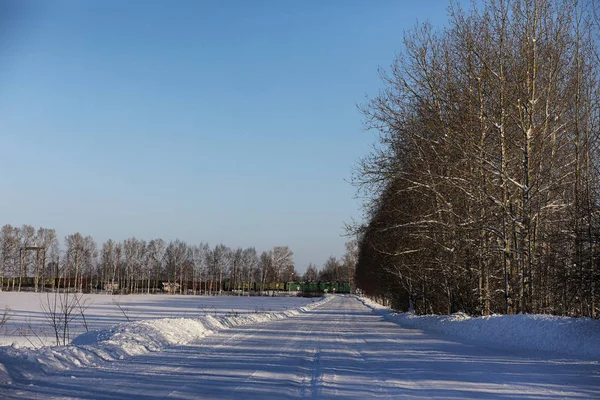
[336,296,394,398]
[166,299,331,398]
[164,324,303,398]
[308,347,323,398]
[228,304,330,398]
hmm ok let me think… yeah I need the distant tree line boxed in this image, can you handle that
[0,223,357,295]
[303,240,357,287]
[353,0,600,318]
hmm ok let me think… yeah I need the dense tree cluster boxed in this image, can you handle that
[0,224,356,295]
[354,0,600,317]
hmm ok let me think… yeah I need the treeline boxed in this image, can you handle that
[0,224,356,295]
[353,0,600,317]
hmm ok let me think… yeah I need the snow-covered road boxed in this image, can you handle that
[4,296,599,399]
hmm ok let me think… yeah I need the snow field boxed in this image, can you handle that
[0,293,331,386]
[359,296,600,359]
[0,291,319,347]
[2,295,598,399]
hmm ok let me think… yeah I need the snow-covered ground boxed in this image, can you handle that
[359,296,600,360]
[1,294,599,398]
[0,291,317,347]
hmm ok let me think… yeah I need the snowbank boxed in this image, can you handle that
[0,295,331,385]
[359,296,600,360]
[0,291,317,348]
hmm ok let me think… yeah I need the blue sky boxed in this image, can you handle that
[0,1,454,271]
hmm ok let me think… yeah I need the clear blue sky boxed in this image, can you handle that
[0,1,454,272]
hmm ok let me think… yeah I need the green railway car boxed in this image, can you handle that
[286,281,351,295]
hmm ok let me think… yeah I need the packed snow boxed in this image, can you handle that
[0,294,598,398]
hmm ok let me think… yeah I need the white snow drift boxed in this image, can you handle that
[0,295,332,385]
[359,296,600,359]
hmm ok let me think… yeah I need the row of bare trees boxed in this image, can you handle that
[353,0,600,317]
[303,240,358,286]
[0,223,304,295]
[97,239,298,295]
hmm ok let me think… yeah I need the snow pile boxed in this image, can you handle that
[0,295,331,385]
[359,296,600,359]
[0,292,319,348]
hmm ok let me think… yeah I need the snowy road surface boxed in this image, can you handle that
[3,296,599,399]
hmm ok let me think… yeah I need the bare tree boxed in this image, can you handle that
[273,246,295,284]
[18,225,35,291]
[100,239,117,293]
[241,247,258,295]
[259,251,273,294]
[0,225,19,291]
[229,247,243,294]
[63,233,83,292]
[319,256,342,282]
[164,240,188,295]
[342,240,358,289]
[135,239,148,294]
[212,244,229,295]
[303,263,319,282]
[147,238,166,293]
[82,235,97,293]
[35,227,58,293]
[123,237,138,294]
[40,290,87,345]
